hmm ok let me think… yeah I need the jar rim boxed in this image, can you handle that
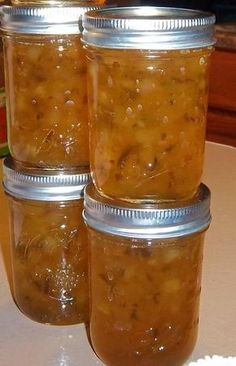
[83,183,211,239]
[0,5,102,35]
[82,6,216,50]
[3,156,90,201]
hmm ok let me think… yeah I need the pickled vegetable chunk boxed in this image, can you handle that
[88,228,204,366]
[9,198,88,325]
[87,48,212,201]
[4,35,89,169]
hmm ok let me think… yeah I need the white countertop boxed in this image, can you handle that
[0,141,236,366]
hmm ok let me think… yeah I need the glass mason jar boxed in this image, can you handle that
[3,157,90,325]
[0,5,100,170]
[83,7,215,202]
[83,182,211,366]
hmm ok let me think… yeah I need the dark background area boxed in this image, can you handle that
[139,0,236,22]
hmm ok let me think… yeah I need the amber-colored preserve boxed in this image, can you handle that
[83,6,215,201]
[4,34,88,169]
[3,157,90,325]
[89,230,203,366]
[83,183,211,366]
[0,6,101,169]
[86,48,212,201]
[0,38,7,157]
[9,198,88,325]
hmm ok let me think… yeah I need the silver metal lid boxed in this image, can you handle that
[83,183,211,239]
[3,157,90,201]
[82,6,216,49]
[0,5,101,35]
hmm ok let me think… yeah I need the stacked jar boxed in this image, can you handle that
[0,4,102,324]
[81,7,215,366]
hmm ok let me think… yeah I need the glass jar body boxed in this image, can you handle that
[7,196,88,325]
[3,33,89,169]
[88,227,205,366]
[86,47,212,202]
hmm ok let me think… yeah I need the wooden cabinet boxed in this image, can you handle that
[207,24,236,146]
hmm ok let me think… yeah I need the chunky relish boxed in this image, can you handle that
[9,197,89,325]
[86,48,212,201]
[4,34,89,169]
[88,228,204,366]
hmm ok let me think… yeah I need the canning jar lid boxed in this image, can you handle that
[3,157,90,201]
[82,6,216,49]
[83,183,211,239]
[0,4,101,35]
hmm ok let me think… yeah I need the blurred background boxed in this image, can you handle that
[115,0,236,23]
